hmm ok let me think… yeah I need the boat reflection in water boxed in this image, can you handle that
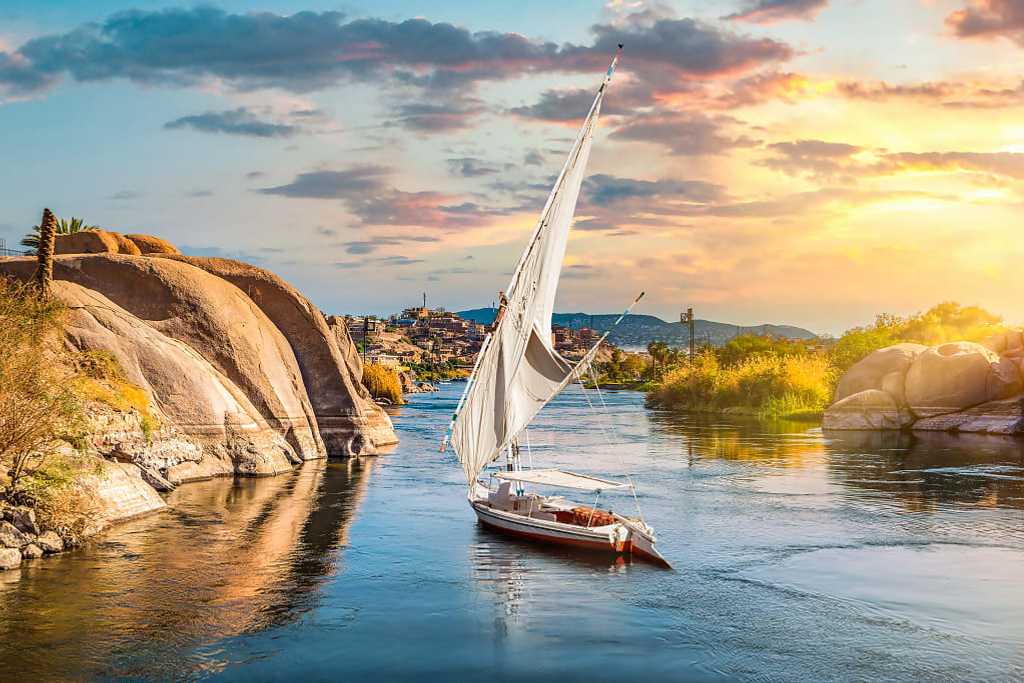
[0,458,376,680]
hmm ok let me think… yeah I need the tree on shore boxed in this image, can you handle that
[33,209,58,297]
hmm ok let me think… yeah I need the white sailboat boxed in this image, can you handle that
[441,48,669,568]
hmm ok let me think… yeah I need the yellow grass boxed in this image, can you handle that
[361,364,405,405]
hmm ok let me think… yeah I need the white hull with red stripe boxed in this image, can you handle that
[469,485,669,567]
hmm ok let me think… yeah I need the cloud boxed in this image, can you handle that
[759,139,864,181]
[335,254,424,269]
[258,166,390,199]
[523,150,545,166]
[258,165,501,229]
[610,111,759,155]
[245,171,266,180]
[583,174,725,205]
[185,189,214,198]
[562,263,599,279]
[725,0,829,24]
[447,157,500,177]
[837,77,1024,109]
[946,1,1024,43]
[760,140,1024,182]
[876,151,1024,179]
[0,6,794,104]
[108,190,140,200]
[165,107,300,138]
[391,99,485,132]
[342,234,441,254]
[510,84,641,122]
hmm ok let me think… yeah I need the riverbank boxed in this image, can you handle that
[2,385,1021,681]
[1,226,397,571]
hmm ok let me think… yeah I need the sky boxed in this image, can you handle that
[1,0,1023,335]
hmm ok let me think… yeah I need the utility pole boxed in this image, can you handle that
[681,307,695,363]
[423,291,427,310]
[362,316,368,366]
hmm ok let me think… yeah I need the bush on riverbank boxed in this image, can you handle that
[0,279,159,543]
[648,350,834,420]
[644,301,1008,421]
[361,364,405,405]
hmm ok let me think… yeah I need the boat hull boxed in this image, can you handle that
[471,500,670,568]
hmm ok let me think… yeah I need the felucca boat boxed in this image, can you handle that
[441,48,670,568]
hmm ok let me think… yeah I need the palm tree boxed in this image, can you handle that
[33,208,57,296]
[21,216,99,253]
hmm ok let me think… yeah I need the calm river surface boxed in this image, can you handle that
[1,385,1023,681]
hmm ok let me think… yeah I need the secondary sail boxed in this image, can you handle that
[450,51,620,485]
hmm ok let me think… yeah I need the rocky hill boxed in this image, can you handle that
[457,308,817,348]
[0,231,397,533]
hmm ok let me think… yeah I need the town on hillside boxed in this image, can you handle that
[332,299,610,373]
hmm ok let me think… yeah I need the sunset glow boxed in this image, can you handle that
[1,0,1022,333]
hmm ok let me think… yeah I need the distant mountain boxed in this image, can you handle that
[457,308,818,349]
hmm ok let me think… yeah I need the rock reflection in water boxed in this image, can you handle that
[0,458,374,680]
[649,408,1024,513]
[827,429,1024,512]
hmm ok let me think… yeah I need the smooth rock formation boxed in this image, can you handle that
[911,396,1024,434]
[905,342,1021,418]
[0,240,396,541]
[823,389,914,430]
[54,229,146,255]
[825,335,1024,434]
[157,256,395,455]
[835,343,926,402]
[125,234,180,255]
[0,255,325,460]
[57,281,297,475]
[106,232,143,256]
[0,548,20,570]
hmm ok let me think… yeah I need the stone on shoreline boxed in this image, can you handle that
[8,508,39,536]
[0,522,30,549]
[21,544,43,559]
[905,342,1021,418]
[825,334,1024,434]
[0,548,21,570]
[911,396,1024,434]
[834,343,926,402]
[35,531,64,554]
[822,389,914,430]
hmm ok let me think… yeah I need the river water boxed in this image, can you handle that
[1,384,1022,681]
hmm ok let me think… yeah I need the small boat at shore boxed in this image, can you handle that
[441,48,669,568]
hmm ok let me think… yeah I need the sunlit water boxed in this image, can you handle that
[1,385,1022,681]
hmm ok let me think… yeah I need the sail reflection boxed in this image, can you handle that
[0,458,375,680]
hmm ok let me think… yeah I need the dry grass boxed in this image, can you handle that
[74,351,160,439]
[649,351,835,420]
[361,364,405,405]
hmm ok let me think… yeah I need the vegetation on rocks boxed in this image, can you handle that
[0,277,154,546]
[645,302,1012,421]
[361,364,405,405]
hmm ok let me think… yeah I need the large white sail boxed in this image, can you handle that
[450,53,619,485]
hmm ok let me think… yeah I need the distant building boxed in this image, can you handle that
[347,316,386,341]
